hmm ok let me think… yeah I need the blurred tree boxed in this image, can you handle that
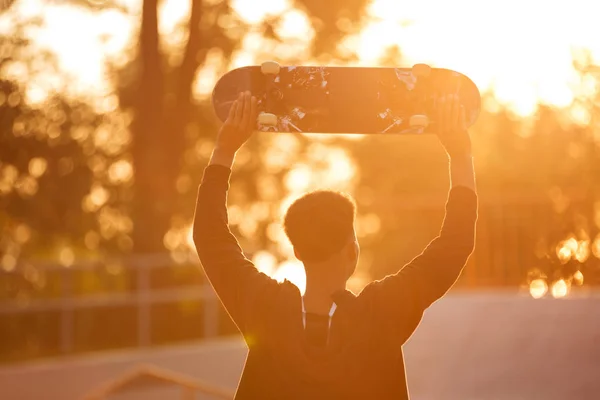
[535,52,600,290]
[116,0,372,253]
[0,0,16,14]
[1,0,374,257]
[0,29,125,261]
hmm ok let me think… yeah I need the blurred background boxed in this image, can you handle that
[1,0,600,399]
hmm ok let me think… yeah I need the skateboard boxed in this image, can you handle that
[212,62,481,135]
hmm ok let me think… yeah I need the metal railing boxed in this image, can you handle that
[1,190,597,361]
[0,253,221,356]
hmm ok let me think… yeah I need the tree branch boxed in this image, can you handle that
[140,0,164,95]
[177,0,204,105]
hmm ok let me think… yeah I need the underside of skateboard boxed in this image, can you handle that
[212,61,481,135]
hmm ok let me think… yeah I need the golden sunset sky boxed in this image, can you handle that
[2,0,600,117]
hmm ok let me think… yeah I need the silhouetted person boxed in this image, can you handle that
[193,91,477,399]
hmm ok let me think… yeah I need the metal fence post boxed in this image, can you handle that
[60,268,73,354]
[137,264,150,347]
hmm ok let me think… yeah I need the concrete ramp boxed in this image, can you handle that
[404,292,600,400]
[1,291,599,400]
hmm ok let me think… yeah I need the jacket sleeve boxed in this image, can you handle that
[192,164,281,333]
[361,186,478,341]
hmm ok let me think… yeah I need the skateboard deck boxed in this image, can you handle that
[212,63,481,135]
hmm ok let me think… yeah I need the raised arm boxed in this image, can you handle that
[361,95,478,339]
[388,155,477,309]
[193,92,281,333]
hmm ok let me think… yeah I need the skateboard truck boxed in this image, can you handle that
[410,63,431,130]
[258,112,278,126]
[411,63,431,77]
[261,61,281,75]
[409,114,429,128]
[259,61,280,128]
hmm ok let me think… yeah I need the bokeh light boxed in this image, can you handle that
[573,270,584,285]
[58,246,75,267]
[551,279,570,298]
[529,279,548,299]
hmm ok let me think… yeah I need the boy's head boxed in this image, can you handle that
[283,190,359,281]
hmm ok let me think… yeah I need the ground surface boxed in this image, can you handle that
[1,291,598,400]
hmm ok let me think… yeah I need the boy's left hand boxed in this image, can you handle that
[215,91,258,155]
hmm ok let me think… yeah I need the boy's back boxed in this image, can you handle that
[194,165,477,399]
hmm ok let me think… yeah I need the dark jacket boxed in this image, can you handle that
[193,164,478,399]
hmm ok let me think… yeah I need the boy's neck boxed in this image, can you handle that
[303,280,345,315]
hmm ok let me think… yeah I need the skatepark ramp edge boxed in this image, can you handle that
[80,363,235,400]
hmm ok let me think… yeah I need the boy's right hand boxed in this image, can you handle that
[435,95,472,159]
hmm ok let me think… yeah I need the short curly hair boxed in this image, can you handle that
[283,190,356,263]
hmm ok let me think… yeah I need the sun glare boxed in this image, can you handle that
[358,0,600,116]
[3,0,134,105]
[158,0,190,43]
[252,251,277,275]
[193,49,225,99]
[275,9,314,41]
[231,0,290,24]
[273,260,306,295]
[4,0,600,115]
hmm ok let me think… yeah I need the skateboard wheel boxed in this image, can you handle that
[258,112,278,127]
[412,63,431,77]
[409,115,429,128]
[261,61,281,75]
